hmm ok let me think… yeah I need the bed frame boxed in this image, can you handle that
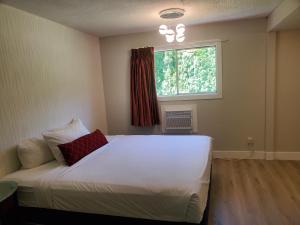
[18,168,212,225]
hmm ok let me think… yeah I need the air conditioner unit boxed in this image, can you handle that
[161,104,198,134]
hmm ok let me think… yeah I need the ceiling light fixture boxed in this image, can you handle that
[159,8,185,19]
[159,8,186,43]
[165,29,175,43]
[159,24,168,35]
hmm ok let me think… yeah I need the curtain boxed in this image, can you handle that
[130,47,160,127]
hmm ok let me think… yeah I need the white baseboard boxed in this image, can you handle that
[213,150,300,160]
[213,151,265,159]
[273,152,300,160]
[265,152,275,160]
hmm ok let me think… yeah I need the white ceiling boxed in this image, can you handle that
[269,1,300,31]
[1,0,283,37]
[277,6,300,30]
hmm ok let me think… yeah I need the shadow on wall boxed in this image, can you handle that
[0,146,20,177]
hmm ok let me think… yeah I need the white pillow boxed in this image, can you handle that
[17,138,54,169]
[42,119,90,163]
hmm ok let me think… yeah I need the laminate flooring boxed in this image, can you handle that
[208,159,300,225]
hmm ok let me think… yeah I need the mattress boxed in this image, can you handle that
[1,135,212,223]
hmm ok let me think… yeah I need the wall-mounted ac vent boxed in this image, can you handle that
[165,111,192,130]
[161,104,197,134]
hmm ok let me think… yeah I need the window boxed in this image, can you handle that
[154,42,222,101]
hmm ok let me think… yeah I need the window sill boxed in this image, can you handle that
[158,93,223,101]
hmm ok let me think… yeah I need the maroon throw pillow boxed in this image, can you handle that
[58,129,108,166]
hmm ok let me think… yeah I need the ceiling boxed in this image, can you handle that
[1,0,283,37]
[273,5,300,30]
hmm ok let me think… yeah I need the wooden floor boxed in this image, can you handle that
[208,159,300,225]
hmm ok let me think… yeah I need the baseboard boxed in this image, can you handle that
[213,150,300,160]
[265,152,274,160]
[213,151,265,159]
[273,152,300,160]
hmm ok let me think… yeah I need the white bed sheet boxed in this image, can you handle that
[1,135,212,223]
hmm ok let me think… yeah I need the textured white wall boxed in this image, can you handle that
[0,4,107,176]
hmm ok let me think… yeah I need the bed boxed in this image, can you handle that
[1,135,212,224]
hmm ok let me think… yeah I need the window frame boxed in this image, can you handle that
[154,40,223,101]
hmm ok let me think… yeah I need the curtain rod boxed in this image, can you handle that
[153,39,229,50]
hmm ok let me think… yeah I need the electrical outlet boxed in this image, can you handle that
[247,137,254,148]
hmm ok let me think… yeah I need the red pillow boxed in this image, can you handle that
[58,129,108,166]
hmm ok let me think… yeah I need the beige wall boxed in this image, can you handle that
[275,30,300,152]
[0,4,107,176]
[100,19,267,151]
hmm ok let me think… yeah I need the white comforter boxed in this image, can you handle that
[2,135,212,223]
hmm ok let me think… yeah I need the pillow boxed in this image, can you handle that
[58,129,108,166]
[42,119,90,163]
[17,138,54,169]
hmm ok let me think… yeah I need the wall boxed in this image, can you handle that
[275,30,300,152]
[0,4,107,176]
[100,19,267,152]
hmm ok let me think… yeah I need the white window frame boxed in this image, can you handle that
[155,40,223,101]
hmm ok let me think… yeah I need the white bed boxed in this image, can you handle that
[1,135,212,224]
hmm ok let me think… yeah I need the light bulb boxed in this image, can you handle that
[159,25,168,35]
[165,29,175,43]
[176,33,185,42]
[176,23,185,34]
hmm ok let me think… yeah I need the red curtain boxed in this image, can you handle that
[130,47,160,127]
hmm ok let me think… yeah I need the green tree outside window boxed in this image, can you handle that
[154,46,217,96]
